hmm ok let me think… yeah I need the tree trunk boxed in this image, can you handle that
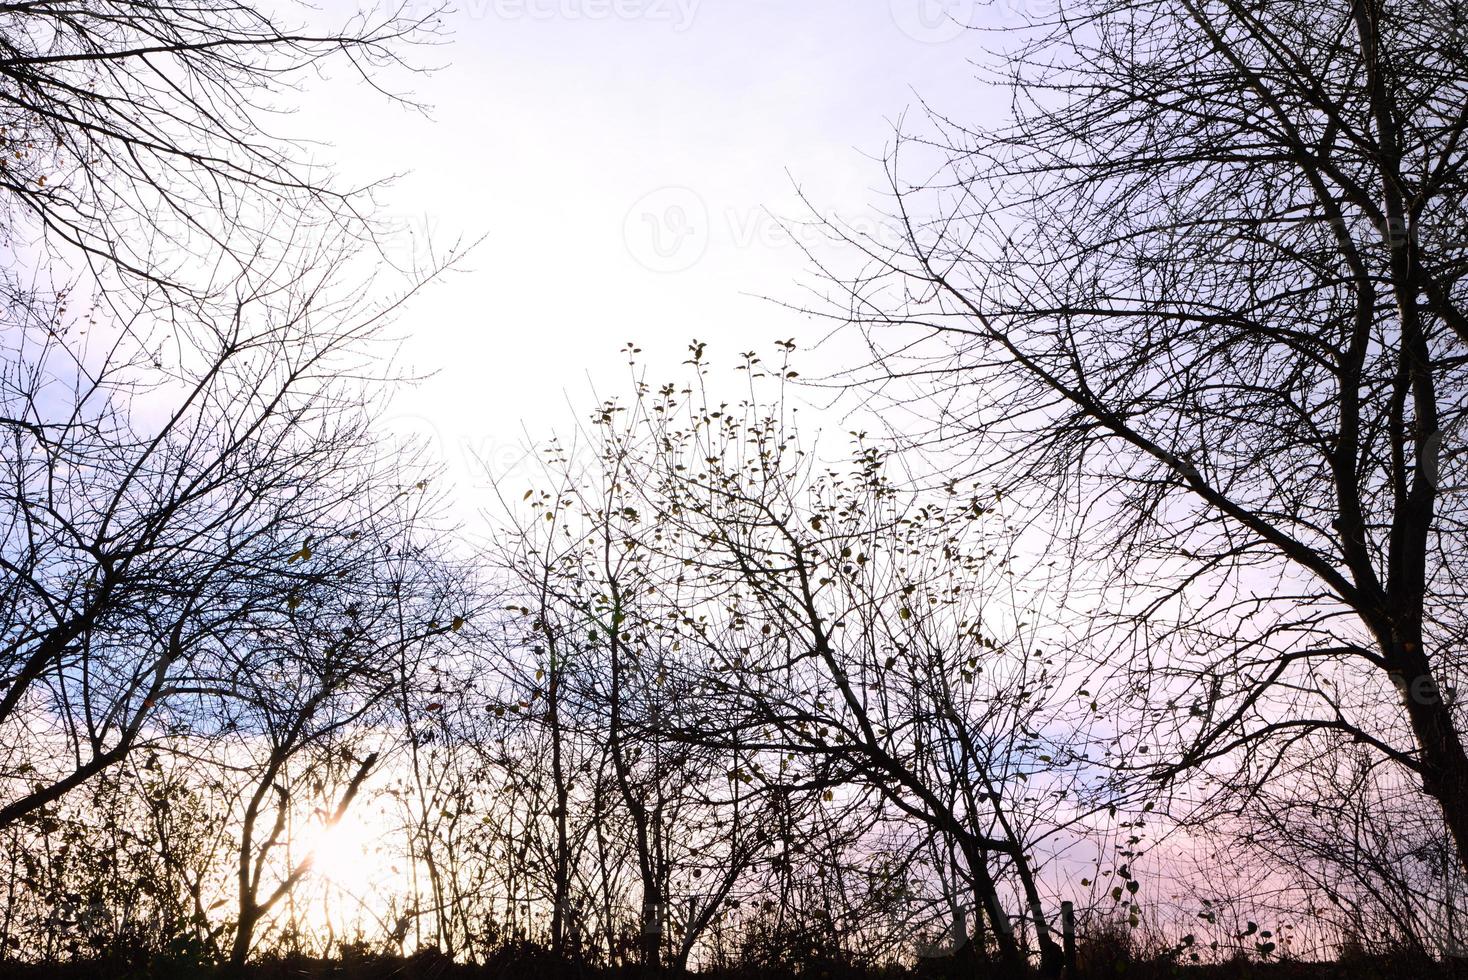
[606,590,661,974]
[548,645,571,956]
[1390,637,1468,873]
[961,841,1024,976]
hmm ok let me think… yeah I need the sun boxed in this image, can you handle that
[299,809,379,894]
[287,805,409,945]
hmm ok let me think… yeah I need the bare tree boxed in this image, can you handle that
[0,227,460,828]
[492,425,778,974]
[0,0,465,832]
[0,0,442,301]
[815,0,1468,873]
[219,501,470,966]
[510,343,1105,976]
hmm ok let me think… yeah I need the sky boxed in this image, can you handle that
[285,0,1018,508]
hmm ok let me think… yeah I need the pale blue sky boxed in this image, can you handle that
[291,0,1014,495]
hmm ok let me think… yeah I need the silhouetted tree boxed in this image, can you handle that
[818,0,1468,873]
[0,0,440,300]
[502,344,1103,977]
